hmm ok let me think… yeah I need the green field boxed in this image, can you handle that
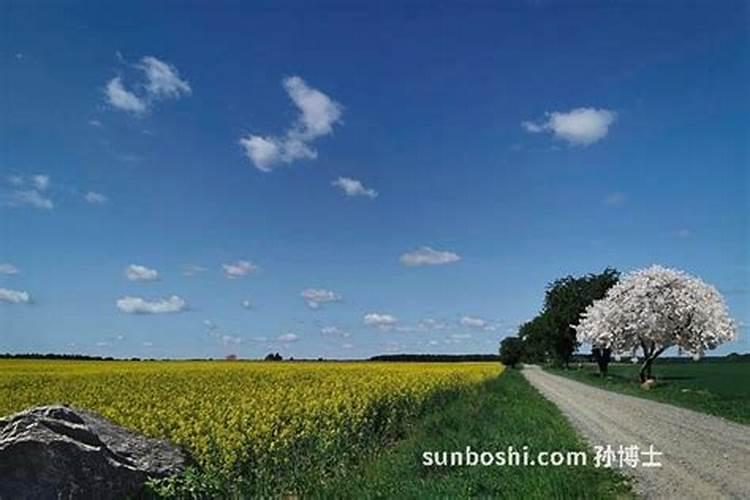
[322,369,632,499]
[548,360,750,424]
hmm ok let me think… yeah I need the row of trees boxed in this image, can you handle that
[500,265,737,382]
[500,268,620,368]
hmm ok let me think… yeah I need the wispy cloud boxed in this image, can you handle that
[400,246,461,267]
[31,175,50,191]
[3,175,54,209]
[301,288,342,309]
[331,177,378,199]
[239,76,343,172]
[183,265,207,277]
[116,295,187,314]
[364,312,398,329]
[604,192,626,206]
[321,326,351,338]
[105,56,190,114]
[7,175,23,186]
[7,189,54,210]
[105,77,147,113]
[460,315,497,331]
[241,299,253,310]
[222,335,242,346]
[0,263,20,275]
[138,56,191,100]
[522,107,617,146]
[84,191,108,205]
[222,260,258,279]
[277,333,300,343]
[125,264,160,282]
[0,288,31,304]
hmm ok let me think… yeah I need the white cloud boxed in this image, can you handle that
[238,136,283,172]
[364,313,398,328]
[222,335,242,346]
[241,299,253,310]
[31,175,50,191]
[522,108,617,146]
[105,56,189,114]
[183,265,207,277]
[116,295,187,314]
[0,263,19,275]
[460,315,496,331]
[342,343,354,349]
[89,119,103,127]
[321,326,351,338]
[0,288,30,304]
[143,341,154,347]
[7,189,53,210]
[85,191,108,205]
[331,177,378,199]
[284,76,342,139]
[138,56,191,100]
[105,77,147,113]
[521,121,544,133]
[675,229,691,238]
[125,264,160,282]
[399,246,461,267]
[460,316,487,328]
[451,333,472,340]
[301,288,342,309]
[419,318,449,331]
[222,260,258,279]
[604,192,626,206]
[239,76,342,172]
[428,340,440,346]
[278,333,300,343]
[203,319,218,332]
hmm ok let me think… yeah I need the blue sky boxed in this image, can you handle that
[1,1,748,359]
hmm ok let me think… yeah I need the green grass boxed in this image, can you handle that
[317,369,632,499]
[548,360,750,425]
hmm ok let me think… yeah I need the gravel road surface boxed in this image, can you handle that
[522,365,750,499]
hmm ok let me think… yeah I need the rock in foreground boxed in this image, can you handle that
[0,405,193,499]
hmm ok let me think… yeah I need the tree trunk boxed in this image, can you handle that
[639,359,652,383]
[639,345,668,383]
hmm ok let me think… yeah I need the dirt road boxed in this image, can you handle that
[522,365,750,499]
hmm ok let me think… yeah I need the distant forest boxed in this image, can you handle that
[0,352,747,362]
[369,354,501,362]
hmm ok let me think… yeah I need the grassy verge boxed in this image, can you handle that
[317,369,632,499]
[547,361,750,425]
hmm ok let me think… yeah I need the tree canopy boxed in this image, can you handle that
[515,268,619,365]
[575,265,737,381]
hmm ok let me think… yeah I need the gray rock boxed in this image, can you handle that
[0,405,193,500]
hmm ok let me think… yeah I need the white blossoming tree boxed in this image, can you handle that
[575,265,737,382]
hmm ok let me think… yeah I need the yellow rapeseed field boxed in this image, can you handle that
[0,360,501,493]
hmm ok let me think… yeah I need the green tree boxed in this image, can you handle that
[542,267,620,366]
[499,337,524,368]
[517,314,552,363]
